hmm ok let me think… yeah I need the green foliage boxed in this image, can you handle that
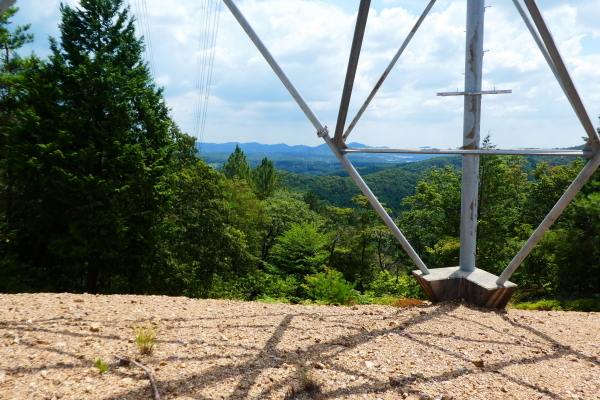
[0,7,36,288]
[0,0,251,297]
[477,137,530,273]
[252,271,298,301]
[205,273,251,300]
[269,222,330,276]
[365,270,425,299]
[94,358,109,374]
[425,237,460,269]
[399,165,461,262]
[303,269,357,305]
[222,147,281,200]
[222,145,250,180]
[156,151,253,298]
[2,0,191,294]
[512,296,600,312]
[135,324,157,355]
[259,190,321,261]
[252,157,281,200]
[281,166,422,214]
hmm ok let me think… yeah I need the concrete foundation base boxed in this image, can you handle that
[412,267,517,309]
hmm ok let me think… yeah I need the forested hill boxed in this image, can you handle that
[280,153,575,214]
[198,142,445,175]
[281,156,463,213]
[2,1,598,305]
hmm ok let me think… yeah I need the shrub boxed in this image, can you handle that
[511,297,600,312]
[563,298,600,312]
[512,300,563,311]
[205,273,250,300]
[253,271,299,301]
[366,270,425,299]
[303,269,357,305]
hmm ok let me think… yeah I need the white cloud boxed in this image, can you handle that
[10,0,600,149]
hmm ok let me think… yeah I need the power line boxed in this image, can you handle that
[128,0,155,79]
[199,0,222,151]
[194,0,222,154]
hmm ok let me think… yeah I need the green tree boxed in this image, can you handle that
[514,159,599,296]
[477,137,530,273]
[224,177,264,259]
[0,7,35,291]
[269,221,330,276]
[4,0,188,293]
[158,153,252,297]
[0,7,33,68]
[0,6,33,219]
[222,144,250,180]
[252,156,281,200]
[259,190,320,262]
[399,165,461,267]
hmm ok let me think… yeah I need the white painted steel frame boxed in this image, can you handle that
[459,0,485,273]
[341,148,592,157]
[333,0,371,148]
[343,0,437,142]
[221,0,430,275]
[223,0,600,288]
[0,0,16,15]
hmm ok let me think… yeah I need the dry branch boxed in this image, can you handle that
[114,354,161,400]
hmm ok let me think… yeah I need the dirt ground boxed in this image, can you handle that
[0,293,599,400]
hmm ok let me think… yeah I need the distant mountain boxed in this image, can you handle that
[197,141,582,178]
[198,141,373,155]
[197,142,446,175]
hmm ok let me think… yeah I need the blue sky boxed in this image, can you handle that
[11,0,600,149]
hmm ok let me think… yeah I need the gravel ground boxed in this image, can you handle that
[0,293,599,400]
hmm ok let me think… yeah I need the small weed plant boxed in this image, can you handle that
[284,366,323,400]
[135,323,157,355]
[94,358,109,374]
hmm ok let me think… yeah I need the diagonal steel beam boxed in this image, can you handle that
[511,0,567,96]
[221,0,323,131]
[0,0,16,15]
[497,150,600,285]
[344,0,436,141]
[522,0,600,150]
[222,0,429,275]
[333,0,371,149]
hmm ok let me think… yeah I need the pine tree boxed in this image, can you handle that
[253,157,281,200]
[222,145,251,180]
[0,7,36,293]
[5,0,187,293]
[0,6,33,222]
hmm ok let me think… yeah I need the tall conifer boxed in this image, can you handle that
[7,0,184,293]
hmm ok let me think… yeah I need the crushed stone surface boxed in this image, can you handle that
[0,293,599,400]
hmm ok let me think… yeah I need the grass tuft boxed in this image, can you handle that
[94,358,109,374]
[284,366,323,400]
[135,323,157,355]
